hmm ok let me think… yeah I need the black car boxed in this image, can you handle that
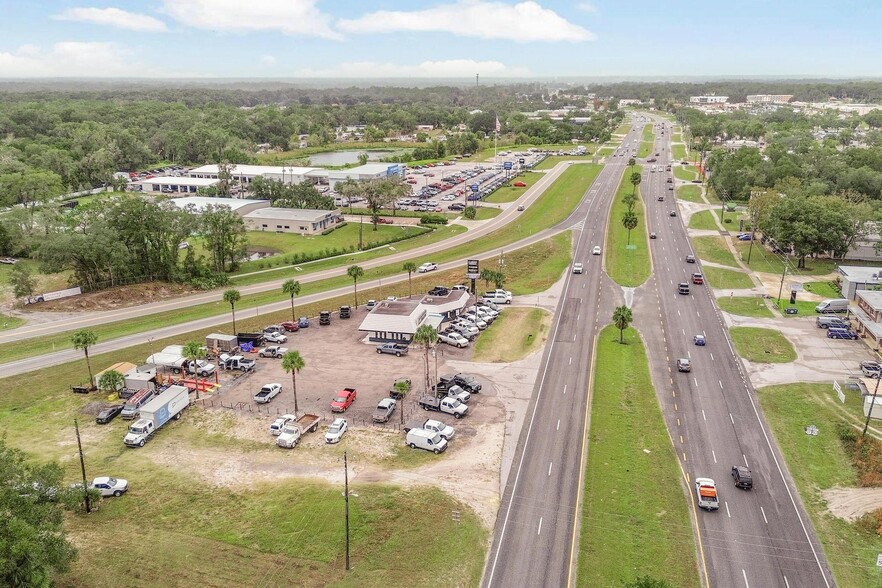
[428,286,450,296]
[440,373,482,393]
[319,311,331,325]
[732,465,753,490]
[340,305,351,319]
[96,404,124,425]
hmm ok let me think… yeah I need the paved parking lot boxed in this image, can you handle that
[206,308,491,428]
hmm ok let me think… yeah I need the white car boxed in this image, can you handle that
[573,262,583,274]
[462,314,488,330]
[264,331,288,344]
[418,262,438,273]
[270,414,296,436]
[88,476,128,497]
[592,246,601,255]
[254,383,282,404]
[325,418,348,444]
[438,331,469,348]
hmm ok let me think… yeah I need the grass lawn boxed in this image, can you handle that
[672,133,683,143]
[0,312,25,330]
[692,236,739,267]
[597,147,615,156]
[730,326,797,363]
[688,210,719,231]
[716,296,774,318]
[472,206,502,220]
[503,232,571,295]
[578,325,699,587]
[776,299,823,317]
[484,171,541,201]
[733,242,839,276]
[637,141,653,158]
[615,123,632,135]
[606,174,651,287]
[703,267,754,290]
[677,185,704,203]
[471,307,552,362]
[674,166,698,181]
[672,144,687,160]
[642,124,654,142]
[534,156,595,171]
[804,280,842,298]
[758,383,882,587]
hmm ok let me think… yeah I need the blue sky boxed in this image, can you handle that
[0,0,879,78]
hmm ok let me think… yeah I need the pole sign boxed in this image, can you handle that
[471,184,479,192]
[504,161,513,170]
[519,158,525,164]
[466,259,480,279]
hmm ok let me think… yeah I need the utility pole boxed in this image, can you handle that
[75,419,90,514]
[864,376,881,437]
[776,255,789,308]
[344,451,351,571]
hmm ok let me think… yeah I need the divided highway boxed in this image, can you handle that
[482,125,643,587]
[635,118,835,587]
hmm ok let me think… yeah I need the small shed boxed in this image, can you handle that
[206,333,238,354]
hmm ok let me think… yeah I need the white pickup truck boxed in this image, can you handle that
[482,289,512,305]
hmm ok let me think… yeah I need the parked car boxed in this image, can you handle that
[677,358,692,372]
[298,316,310,328]
[325,418,348,444]
[513,181,527,187]
[377,343,409,357]
[264,331,288,344]
[828,327,859,340]
[0,257,17,265]
[428,286,450,296]
[439,330,469,348]
[366,299,377,310]
[372,398,397,423]
[254,383,282,404]
[270,414,296,436]
[331,388,357,412]
[259,345,288,358]
[418,262,438,273]
[87,476,128,497]
[861,360,882,378]
[340,305,351,319]
[262,325,284,334]
[280,321,300,332]
[96,404,124,425]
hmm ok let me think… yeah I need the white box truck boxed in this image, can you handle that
[123,385,189,447]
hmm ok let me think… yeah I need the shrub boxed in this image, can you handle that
[463,206,477,220]
[420,214,448,225]
[321,226,336,236]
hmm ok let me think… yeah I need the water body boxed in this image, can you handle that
[308,149,404,166]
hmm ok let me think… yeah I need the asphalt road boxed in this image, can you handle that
[634,117,835,587]
[0,161,573,345]
[481,125,641,587]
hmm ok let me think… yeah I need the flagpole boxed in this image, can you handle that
[494,113,498,164]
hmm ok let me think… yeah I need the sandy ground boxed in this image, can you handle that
[822,487,882,522]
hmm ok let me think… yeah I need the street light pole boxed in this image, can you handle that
[344,451,351,571]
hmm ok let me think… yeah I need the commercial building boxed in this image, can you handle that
[837,266,882,301]
[851,290,882,347]
[689,95,728,106]
[327,163,403,189]
[357,290,471,342]
[133,176,219,194]
[188,164,325,186]
[167,196,269,217]
[746,95,793,104]
[243,207,341,235]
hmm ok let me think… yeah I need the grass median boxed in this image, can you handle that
[730,326,796,363]
[534,156,596,170]
[677,185,704,203]
[672,144,687,160]
[637,141,653,158]
[702,267,754,290]
[472,307,551,362]
[716,296,774,318]
[692,236,739,267]
[0,164,602,362]
[642,124,654,142]
[688,210,719,231]
[674,166,698,181]
[473,206,502,220]
[578,325,699,587]
[606,171,651,287]
[758,383,882,587]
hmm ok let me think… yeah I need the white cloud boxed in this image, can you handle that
[0,42,147,77]
[338,1,593,43]
[159,0,340,40]
[53,7,169,33]
[260,55,276,65]
[577,2,597,12]
[295,59,530,78]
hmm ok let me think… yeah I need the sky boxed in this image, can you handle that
[0,0,879,79]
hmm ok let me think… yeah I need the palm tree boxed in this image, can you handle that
[182,340,206,377]
[393,379,411,424]
[402,261,417,298]
[223,289,241,333]
[627,157,636,167]
[612,305,633,344]
[492,270,506,289]
[282,279,301,322]
[347,265,365,308]
[71,329,97,387]
[281,350,305,415]
[480,267,495,290]
[622,211,638,246]
[413,325,438,394]
[630,171,642,195]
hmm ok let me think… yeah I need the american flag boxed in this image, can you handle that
[495,115,501,133]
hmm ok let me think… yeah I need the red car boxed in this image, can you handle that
[692,272,704,285]
[513,181,527,187]
[331,388,357,412]
[280,321,300,332]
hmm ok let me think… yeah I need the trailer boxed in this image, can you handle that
[206,333,239,354]
[123,385,189,447]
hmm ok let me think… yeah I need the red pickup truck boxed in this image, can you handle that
[330,388,357,412]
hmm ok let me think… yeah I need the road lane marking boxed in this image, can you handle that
[537,517,543,535]
[680,435,683,443]
[682,328,685,335]
[726,502,731,518]
[743,455,749,467]
[697,311,700,317]
[784,576,790,588]
[719,380,724,389]
[569,357,572,365]
[730,413,735,424]
[557,419,560,431]
[710,353,714,361]
[742,569,750,587]
[677,309,681,316]
[694,377,698,386]
[573,334,576,342]
[761,506,768,524]
[548,462,553,476]
[674,402,678,410]
[712,450,717,463]
[702,410,706,421]
[563,385,567,395]
[577,313,580,321]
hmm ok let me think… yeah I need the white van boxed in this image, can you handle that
[815,299,848,314]
[405,428,449,454]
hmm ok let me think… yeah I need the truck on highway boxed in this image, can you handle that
[695,477,719,510]
[276,414,322,448]
[123,385,189,447]
[418,395,468,419]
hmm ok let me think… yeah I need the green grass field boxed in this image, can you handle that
[716,296,774,317]
[606,174,651,287]
[637,141,653,158]
[692,236,739,267]
[730,326,797,363]
[484,171,541,201]
[615,123,632,135]
[473,206,502,220]
[688,210,719,231]
[534,155,597,170]
[804,281,842,298]
[674,166,698,181]
[734,242,839,276]
[471,307,551,363]
[758,383,882,587]
[672,144,687,160]
[677,185,704,203]
[597,147,615,156]
[503,231,571,295]
[702,267,754,290]
[642,124,654,142]
[578,325,699,587]
[776,299,823,317]
[0,312,25,330]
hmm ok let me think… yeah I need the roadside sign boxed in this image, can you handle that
[504,161,513,170]
[519,158,525,164]
[471,184,479,192]
[790,283,803,292]
[876,553,882,567]
[466,259,480,280]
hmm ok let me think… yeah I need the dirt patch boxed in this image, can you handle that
[27,281,201,312]
[822,487,882,522]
